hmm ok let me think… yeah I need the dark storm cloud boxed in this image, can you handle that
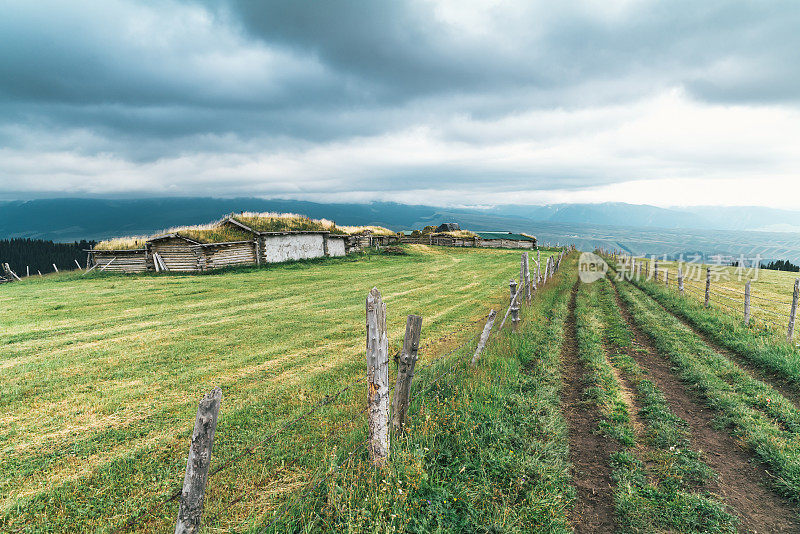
[0,0,799,200]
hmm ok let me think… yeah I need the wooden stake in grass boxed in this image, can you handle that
[52,264,58,273]
[175,387,222,534]
[366,288,390,465]
[744,280,751,326]
[678,267,684,295]
[705,267,711,308]
[664,268,669,286]
[788,279,799,342]
[509,279,517,305]
[521,253,531,305]
[471,309,496,367]
[391,314,422,434]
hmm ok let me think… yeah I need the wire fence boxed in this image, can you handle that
[608,255,800,340]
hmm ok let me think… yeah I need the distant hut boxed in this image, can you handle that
[338,225,399,251]
[436,222,460,232]
[475,231,537,249]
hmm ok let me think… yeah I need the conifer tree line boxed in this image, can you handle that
[0,239,96,275]
[761,259,800,272]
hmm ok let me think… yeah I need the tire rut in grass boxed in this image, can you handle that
[612,281,800,533]
[648,293,800,410]
[562,281,617,533]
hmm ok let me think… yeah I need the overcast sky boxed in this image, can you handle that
[2,1,799,207]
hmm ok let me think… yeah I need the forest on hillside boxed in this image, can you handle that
[0,238,95,275]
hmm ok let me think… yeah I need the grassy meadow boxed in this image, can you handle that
[0,245,555,532]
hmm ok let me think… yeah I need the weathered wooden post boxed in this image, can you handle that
[704,267,711,308]
[175,387,222,534]
[521,253,531,305]
[511,300,520,332]
[678,268,684,295]
[788,279,799,342]
[52,264,58,273]
[509,279,517,305]
[26,266,29,277]
[664,269,669,286]
[365,288,390,465]
[471,310,497,367]
[654,260,659,281]
[744,280,751,326]
[391,314,422,434]
[74,259,81,270]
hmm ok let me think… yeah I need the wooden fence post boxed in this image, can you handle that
[678,268,684,295]
[744,280,751,326]
[471,310,497,367]
[788,279,799,342]
[366,288,390,465]
[521,253,531,305]
[654,260,659,281]
[175,387,222,534]
[509,279,517,305]
[391,315,422,434]
[26,266,29,277]
[52,264,58,273]
[74,259,82,270]
[664,269,669,286]
[704,267,711,308]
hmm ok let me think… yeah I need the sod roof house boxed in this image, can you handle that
[475,231,537,249]
[147,224,257,272]
[223,213,347,263]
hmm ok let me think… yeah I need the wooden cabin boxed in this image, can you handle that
[147,234,257,272]
[88,249,152,273]
[222,217,347,263]
[475,232,537,249]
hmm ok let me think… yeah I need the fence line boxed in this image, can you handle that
[607,253,800,343]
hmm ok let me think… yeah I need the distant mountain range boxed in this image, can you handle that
[2,198,800,262]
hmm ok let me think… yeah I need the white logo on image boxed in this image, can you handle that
[579,252,608,283]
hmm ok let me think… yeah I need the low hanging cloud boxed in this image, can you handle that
[1,0,799,206]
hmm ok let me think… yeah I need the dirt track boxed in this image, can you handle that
[612,281,800,533]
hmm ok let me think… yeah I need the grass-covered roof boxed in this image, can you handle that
[93,237,149,251]
[229,212,346,234]
[338,225,396,236]
[153,222,254,244]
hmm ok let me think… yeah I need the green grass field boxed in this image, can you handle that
[0,245,556,532]
[618,257,800,332]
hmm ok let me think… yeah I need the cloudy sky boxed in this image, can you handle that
[2,0,799,207]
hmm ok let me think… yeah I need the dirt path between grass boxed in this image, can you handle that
[612,281,800,533]
[646,293,800,410]
[561,282,618,533]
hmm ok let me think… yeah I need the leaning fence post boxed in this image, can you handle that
[744,280,751,326]
[366,288,390,465]
[471,310,497,367]
[788,279,799,342]
[175,387,222,534]
[52,263,58,273]
[391,314,422,434]
[704,267,711,308]
[678,268,684,295]
[509,279,517,305]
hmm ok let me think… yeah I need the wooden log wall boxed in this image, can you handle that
[91,251,151,273]
[201,242,257,269]
[150,238,202,272]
